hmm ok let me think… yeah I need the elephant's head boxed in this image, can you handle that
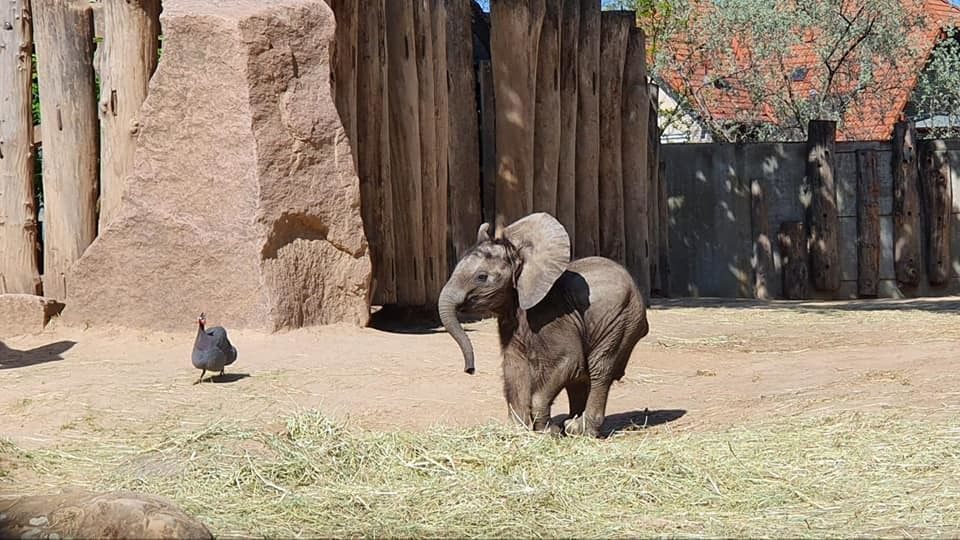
[438,212,571,374]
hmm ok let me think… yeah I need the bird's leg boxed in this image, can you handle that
[219,369,225,378]
[193,369,206,385]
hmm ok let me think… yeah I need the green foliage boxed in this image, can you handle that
[910,26,960,138]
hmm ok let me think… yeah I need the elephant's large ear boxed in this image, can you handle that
[502,213,571,310]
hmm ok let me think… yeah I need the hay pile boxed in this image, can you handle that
[3,410,958,538]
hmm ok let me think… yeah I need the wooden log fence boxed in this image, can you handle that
[328,0,659,308]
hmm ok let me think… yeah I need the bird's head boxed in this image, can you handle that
[197,312,206,328]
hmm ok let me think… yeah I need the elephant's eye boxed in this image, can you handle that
[476,272,489,283]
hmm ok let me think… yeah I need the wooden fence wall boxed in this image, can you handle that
[0,0,160,299]
[663,120,960,300]
[330,0,663,308]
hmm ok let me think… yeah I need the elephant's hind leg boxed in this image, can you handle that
[565,379,589,419]
[564,380,611,438]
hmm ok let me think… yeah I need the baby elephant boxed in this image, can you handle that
[438,212,649,437]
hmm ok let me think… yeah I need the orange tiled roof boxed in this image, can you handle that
[658,0,960,141]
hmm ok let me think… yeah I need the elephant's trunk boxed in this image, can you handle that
[438,281,475,375]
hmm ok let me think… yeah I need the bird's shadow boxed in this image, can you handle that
[0,340,76,370]
[550,408,687,438]
[199,372,250,384]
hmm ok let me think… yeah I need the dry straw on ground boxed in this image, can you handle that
[2,409,959,538]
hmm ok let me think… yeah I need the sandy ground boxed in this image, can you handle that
[2,297,960,449]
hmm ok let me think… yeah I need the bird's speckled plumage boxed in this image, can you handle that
[192,313,237,384]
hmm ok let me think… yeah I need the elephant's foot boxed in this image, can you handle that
[541,422,563,437]
[563,415,601,438]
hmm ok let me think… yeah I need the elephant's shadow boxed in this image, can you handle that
[551,408,687,438]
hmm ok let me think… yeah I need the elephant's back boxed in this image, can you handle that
[564,256,647,330]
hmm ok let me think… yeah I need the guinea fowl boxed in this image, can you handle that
[192,312,237,384]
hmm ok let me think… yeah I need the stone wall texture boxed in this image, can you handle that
[62,0,371,331]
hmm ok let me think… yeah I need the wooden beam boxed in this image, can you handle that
[806,119,840,291]
[622,26,649,295]
[779,221,810,300]
[385,0,426,306]
[0,0,42,294]
[330,0,358,165]
[892,121,921,287]
[32,0,100,300]
[478,60,496,226]
[96,0,161,230]
[445,0,482,270]
[357,0,396,305]
[557,1,579,251]
[597,10,631,264]
[920,139,952,285]
[856,149,880,297]
[532,0,561,216]
[574,0,600,257]
[491,0,544,227]
[750,179,773,300]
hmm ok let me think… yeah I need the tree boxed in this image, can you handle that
[909,25,960,138]
[632,0,931,142]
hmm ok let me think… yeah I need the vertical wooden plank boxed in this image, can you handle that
[0,0,41,295]
[96,0,161,230]
[647,85,660,290]
[657,159,670,295]
[892,121,921,287]
[478,60,497,226]
[621,26,649,294]
[750,179,773,299]
[557,2,579,250]
[779,221,810,300]
[532,1,560,216]
[856,149,880,296]
[491,0,544,227]
[445,0,482,269]
[597,10,631,264]
[413,0,442,305]
[806,119,840,291]
[33,0,99,300]
[574,0,600,257]
[357,0,395,305]
[385,0,426,306]
[329,0,358,162]
[920,139,952,285]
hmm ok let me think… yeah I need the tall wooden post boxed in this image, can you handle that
[33,0,99,300]
[780,221,809,300]
[96,0,161,230]
[0,0,41,294]
[892,121,921,287]
[357,0,396,305]
[532,1,560,216]
[329,0,358,163]
[491,0,544,227]
[920,139,952,285]
[805,120,840,291]
[657,159,670,295]
[597,10,631,264]
[856,150,880,297]
[750,179,773,299]
[647,84,660,290]
[413,0,444,305]
[621,26,650,295]
[574,0,600,257]
[445,0,482,268]
[557,2,579,250]
[478,60,497,227]
[385,0,426,306]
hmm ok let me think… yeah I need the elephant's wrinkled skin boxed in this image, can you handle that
[438,213,649,437]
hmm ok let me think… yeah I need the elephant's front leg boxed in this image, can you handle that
[502,351,533,429]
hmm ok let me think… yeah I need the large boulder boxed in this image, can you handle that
[62,0,371,332]
[0,294,63,337]
[0,490,213,539]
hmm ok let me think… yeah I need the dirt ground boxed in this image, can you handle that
[2,297,959,450]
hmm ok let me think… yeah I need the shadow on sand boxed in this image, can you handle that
[0,340,76,370]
